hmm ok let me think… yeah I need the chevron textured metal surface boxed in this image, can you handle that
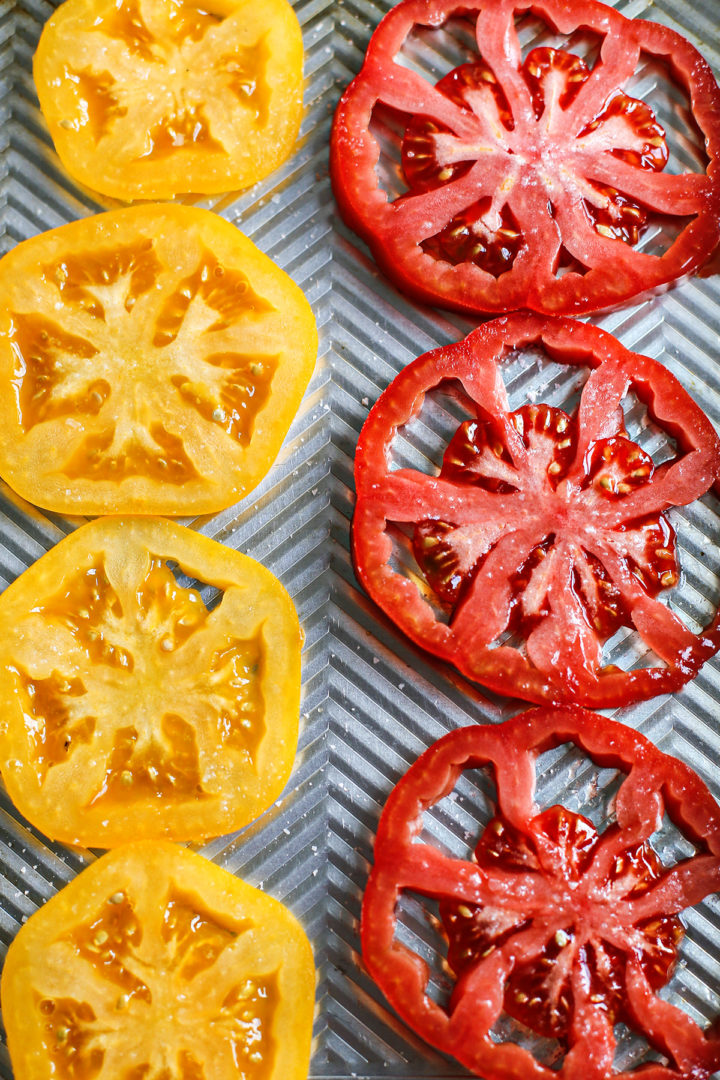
[0,0,719,1078]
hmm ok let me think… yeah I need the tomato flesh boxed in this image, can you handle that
[524,48,591,117]
[354,314,720,706]
[0,518,302,846]
[402,62,510,192]
[0,206,317,515]
[401,47,666,272]
[40,884,280,1078]
[412,403,677,638]
[441,806,683,1041]
[24,554,264,806]
[402,63,522,276]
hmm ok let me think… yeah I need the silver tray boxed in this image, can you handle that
[0,0,719,1077]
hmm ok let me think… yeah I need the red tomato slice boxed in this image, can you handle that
[352,314,720,708]
[331,0,720,316]
[362,708,720,1080]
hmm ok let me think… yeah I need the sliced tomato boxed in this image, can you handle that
[0,517,302,846]
[331,0,720,315]
[362,708,720,1080]
[33,0,304,200]
[1,841,315,1080]
[0,205,317,515]
[352,313,720,707]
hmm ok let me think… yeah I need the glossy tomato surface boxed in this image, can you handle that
[331,0,720,315]
[1,842,315,1080]
[352,314,720,707]
[0,205,317,516]
[0,517,303,847]
[34,0,304,200]
[362,708,720,1080]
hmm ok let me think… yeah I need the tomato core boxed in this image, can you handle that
[413,405,677,637]
[442,806,683,1040]
[18,555,266,806]
[400,46,668,276]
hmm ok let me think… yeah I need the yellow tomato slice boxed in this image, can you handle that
[1,841,315,1080]
[0,205,317,515]
[0,517,303,846]
[33,0,304,199]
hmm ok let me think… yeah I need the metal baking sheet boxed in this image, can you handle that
[0,0,719,1077]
